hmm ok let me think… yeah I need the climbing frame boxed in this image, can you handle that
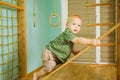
[0,0,26,79]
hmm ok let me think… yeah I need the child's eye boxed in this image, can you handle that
[73,23,75,25]
[78,25,80,27]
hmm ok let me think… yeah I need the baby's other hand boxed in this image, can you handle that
[91,39,100,46]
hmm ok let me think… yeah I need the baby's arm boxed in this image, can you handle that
[72,47,80,55]
[71,37,100,46]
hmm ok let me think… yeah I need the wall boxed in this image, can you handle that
[26,0,61,73]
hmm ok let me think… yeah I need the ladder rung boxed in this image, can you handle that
[87,22,114,27]
[86,2,112,7]
[0,1,24,10]
[96,43,115,46]
[90,64,117,67]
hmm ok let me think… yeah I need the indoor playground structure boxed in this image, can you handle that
[0,0,120,80]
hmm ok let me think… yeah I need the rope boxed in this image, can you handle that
[33,0,36,27]
[0,4,4,80]
[6,5,11,79]
[11,0,15,78]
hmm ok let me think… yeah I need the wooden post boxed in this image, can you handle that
[42,23,120,80]
[117,0,120,79]
[17,0,27,79]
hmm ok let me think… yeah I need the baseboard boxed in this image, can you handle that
[18,65,43,80]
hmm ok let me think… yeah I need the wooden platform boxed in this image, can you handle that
[26,63,117,80]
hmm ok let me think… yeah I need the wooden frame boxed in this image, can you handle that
[1,0,119,79]
[117,0,120,79]
[0,0,27,79]
[17,0,119,79]
[17,0,27,79]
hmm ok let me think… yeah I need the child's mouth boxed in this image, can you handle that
[74,30,77,32]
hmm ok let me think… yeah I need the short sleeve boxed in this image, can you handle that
[64,28,76,42]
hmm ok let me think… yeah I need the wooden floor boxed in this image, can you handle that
[28,63,117,80]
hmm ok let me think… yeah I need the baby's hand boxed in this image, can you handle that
[91,39,100,46]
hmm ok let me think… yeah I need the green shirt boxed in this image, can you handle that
[46,28,76,63]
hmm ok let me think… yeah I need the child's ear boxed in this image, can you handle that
[66,23,69,27]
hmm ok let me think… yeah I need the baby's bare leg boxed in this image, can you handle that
[33,48,59,80]
[33,59,57,80]
[33,69,48,80]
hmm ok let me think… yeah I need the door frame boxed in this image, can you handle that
[61,0,68,32]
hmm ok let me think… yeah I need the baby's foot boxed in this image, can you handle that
[33,72,38,80]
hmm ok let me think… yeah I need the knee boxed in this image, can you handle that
[44,61,56,73]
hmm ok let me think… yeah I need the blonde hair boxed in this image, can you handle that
[66,15,82,25]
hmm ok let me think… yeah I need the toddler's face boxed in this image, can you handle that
[67,17,82,34]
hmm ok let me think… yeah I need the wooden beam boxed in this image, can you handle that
[0,1,24,10]
[96,43,115,46]
[42,23,120,80]
[17,0,27,78]
[98,23,120,40]
[86,2,112,7]
[90,64,117,67]
[87,22,114,27]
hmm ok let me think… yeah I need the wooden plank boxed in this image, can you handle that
[90,64,117,67]
[24,64,117,80]
[117,1,120,80]
[96,43,115,46]
[0,1,24,10]
[17,0,27,79]
[42,23,120,80]
[86,2,112,7]
[87,22,114,27]
[88,65,117,80]
[47,64,89,80]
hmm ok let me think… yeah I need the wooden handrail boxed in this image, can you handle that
[86,2,112,7]
[42,23,120,80]
[0,1,24,10]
